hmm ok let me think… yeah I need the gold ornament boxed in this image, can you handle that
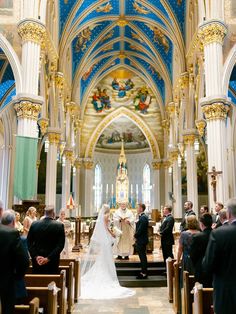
[18,20,46,45]
[55,72,64,90]
[38,118,49,135]
[180,72,189,89]
[183,134,195,145]
[63,150,74,162]
[169,149,179,162]
[84,160,94,169]
[66,102,78,117]
[14,101,41,120]
[48,132,61,145]
[74,159,82,169]
[200,21,227,45]
[195,119,206,137]
[202,103,230,121]
[117,18,128,27]
[36,160,41,169]
[166,102,176,115]
[163,160,171,168]
[152,161,162,170]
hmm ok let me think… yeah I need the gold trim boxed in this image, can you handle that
[84,160,94,169]
[202,103,230,121]
[152,161,162,170]
[183,134,195,145]
[55,72,64,90]
[66,102,79,117]
[38,118,49,135]
[179,72,189,89]
[163,160,171,168]
[14,101,41,120]
[199,21,227,45]
[116,18,128,27]
[18,20,46,45]
[169,149,179,162]
[36,160,41,169]
[48,132,61,145]
[63,150,74,162]
[74,159,82,169]
[166,102,176,115]
[195,119,206,137]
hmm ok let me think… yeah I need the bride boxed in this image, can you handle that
[80,204,135,299]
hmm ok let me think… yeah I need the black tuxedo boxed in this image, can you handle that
[160,214,174,261]
[203,222,236,314]
[189,228,212,286]
[212,213,222,228]
[0,224,29,314]
[27,217,65,274]
[180,209,196,232]
[134,213,149,274]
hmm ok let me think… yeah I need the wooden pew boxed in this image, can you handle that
[24,270,66,314]
[166,257,175,303]
[59,258,80,301]
[183,271,195,314]
[192,283,213,314]
[173,262,181,314]
[15,297,39,314]
[24,282,58,314]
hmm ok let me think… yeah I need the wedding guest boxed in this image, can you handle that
[113,202,135,260]
[22,206,37,236]
[57,208,71,258]
[212,202,224,229]
[180,201,196,232]
[134,204,149,279]
[199,205,209,216]
[15,211,23,234]
[219,209,229,226]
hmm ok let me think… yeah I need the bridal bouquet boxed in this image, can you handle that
[112,226,123,237]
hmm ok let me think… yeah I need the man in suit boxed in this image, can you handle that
[0,210,29,314]
[27,206,65,274]
[203,198,236,314]
[159,205,174,263]
[180,201,195,232]
[212,202,224,229]
[189,213,212,287]
[134,203,149,279]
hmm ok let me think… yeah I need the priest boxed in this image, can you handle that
[113,202,135,260]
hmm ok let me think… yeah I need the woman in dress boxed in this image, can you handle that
[57,209,71,258]
[15,211,24,234]
[22,207,37,236]
[80,204,135,299]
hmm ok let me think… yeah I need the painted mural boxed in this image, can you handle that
[96,116,149,150]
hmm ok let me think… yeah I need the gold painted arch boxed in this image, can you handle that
[84,106,160,160]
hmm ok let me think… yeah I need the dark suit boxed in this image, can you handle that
[0,224,29,314]
[189,228,212,287]
[160,214,174,262]
[180,209,196,232]
[203,222,236,314]
[134,213,149,274]
[212,213,222,228]
[27,217,65,274]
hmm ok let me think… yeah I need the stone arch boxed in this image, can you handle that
[84,106,160,160]
[0,33,22,93]
[222,43,236,95]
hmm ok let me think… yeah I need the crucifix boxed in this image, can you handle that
[208,166,222,203]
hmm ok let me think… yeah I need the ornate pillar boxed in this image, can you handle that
[200,20,230,208]
[183,131,198,214]
[61,149,73,214]
[73,158,82,207]
[169,149,182,218]
[163,160,172,205]
[151,160,161,210]
[80,159,94,217]
[45,130,61,208]
[180,72,189,130]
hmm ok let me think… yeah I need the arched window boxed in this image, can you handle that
[94,164,102,212]
[143,163,151,208]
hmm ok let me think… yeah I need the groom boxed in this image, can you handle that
[134,203,149,279]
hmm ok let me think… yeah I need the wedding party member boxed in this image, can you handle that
[57,208,72,258]
[113,202,135,260]
[0,210,29,314]
[80,204,135,299]
[134,203,149,279]
[22,206,37,236]
[27,206,65,274]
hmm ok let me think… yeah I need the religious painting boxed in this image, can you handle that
[92,87,111,112]
[134,87,151,114]
[75,24,100,52]
[111,78,134,98]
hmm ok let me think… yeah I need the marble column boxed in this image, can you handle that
[45,130,61,208]
[200,20,230,208]
[73,158,82,208]
[80,159,94,217]
[151,160,161,210]
[183,132,198,215]
[61,149,73,214]
[163,160,172,206]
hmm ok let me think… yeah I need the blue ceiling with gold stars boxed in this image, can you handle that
[59,0,186,104]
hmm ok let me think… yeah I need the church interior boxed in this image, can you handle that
[1,0,236,313]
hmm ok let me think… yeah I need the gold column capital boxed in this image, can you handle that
[55,72,64,90]
[74,158,82,169]
[179,72,189,89]
[18,19,46,45]
[83,159,94,169]
[166,102,176,115]
[183,133,196,145]
[63,149,74,162]
[199,20,227,45]
[152,160,162,170]
[38,118,49,135]
[168,148,179,162]
[201,102,230,121]
[14,100,41,120]
[195,119,206,137]
[163,160,171,168]
[66,102,79,117]
[48,132,61,145]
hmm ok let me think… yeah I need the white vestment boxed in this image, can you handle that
[113,208,135,256]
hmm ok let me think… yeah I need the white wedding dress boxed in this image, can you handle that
[80,205,135,299]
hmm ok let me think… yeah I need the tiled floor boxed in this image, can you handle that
[73,287,174,314]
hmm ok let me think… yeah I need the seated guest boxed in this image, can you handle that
[219,209,228,226]
[174,215,200,273]
[190,213,212,287]
[27,206,65,274]
[203,198,236,314]
[199,205,209,216]
[0,210,29,314]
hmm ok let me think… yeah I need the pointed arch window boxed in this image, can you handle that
[94,163,102,212]
[143,163,151,208]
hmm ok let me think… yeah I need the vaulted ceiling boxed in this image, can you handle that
[59,0,186,109]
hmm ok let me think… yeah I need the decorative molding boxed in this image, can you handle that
[201,102,231,121]
[18,19,46,45]
[199,20,227,46]
[38,118,49,135]
[195,119,206,137]
[14,100,41,120]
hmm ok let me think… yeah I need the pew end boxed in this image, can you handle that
[15,297,40,314]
